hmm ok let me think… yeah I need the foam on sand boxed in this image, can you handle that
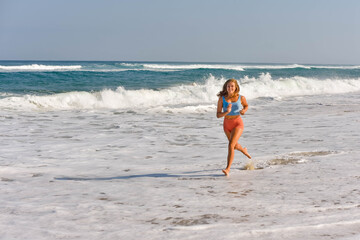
[243,161,255,170]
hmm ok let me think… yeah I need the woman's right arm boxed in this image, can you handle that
[216,96,231,118]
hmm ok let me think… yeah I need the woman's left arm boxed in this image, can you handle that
[240,96,248,115]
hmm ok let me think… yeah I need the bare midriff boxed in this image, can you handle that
[225,115,241,120]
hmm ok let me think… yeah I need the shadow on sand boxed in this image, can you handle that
[55,170,224,181]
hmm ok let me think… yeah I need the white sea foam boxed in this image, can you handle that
[124,63,360,71]
[241,72,360,99]
[123,63,360,72]
[1,74,360,111]
[141,63,303,71]
[142,63,245,71]
[308,65,360,69]
[2,63,359,72]
[0,64,82,72]
[1,82,359,240]
[117,63,139,67]
[243,64,311,69]
[242,64,360,69]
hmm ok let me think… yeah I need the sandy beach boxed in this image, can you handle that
[1,79,359,239]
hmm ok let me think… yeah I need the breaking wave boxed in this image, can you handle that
[1,74,359,111]
[0,64,82,72]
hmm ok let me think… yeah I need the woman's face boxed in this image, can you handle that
[227,82,236,95]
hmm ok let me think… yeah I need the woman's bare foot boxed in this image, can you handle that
[222,169,229,176]
[241,147,252,159]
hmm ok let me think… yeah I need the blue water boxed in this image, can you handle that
[1,61,360,95]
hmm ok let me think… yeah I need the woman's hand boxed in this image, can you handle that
[240,96,248,115]
[226,104,232,113]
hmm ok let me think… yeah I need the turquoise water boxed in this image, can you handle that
[1,61,360,96]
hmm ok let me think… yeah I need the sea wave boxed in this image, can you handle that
[0,64,82,72]
[1,74,360,111]
[243,64,310,70]
[122,63,360,71]
[308,65,360,69]
[243,64,360,70]
[142,64,246,71]
[240,73,360,99]
[2,62,360,73]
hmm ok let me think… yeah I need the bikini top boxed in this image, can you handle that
[223,95,242,116]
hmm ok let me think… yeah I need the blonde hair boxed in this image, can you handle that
[217,79,240,97]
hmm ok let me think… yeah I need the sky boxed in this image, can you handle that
[1,0,360,64]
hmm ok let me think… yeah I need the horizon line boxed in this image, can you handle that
[0,59,359,66]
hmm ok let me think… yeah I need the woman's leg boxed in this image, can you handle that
[223,128,243,175]
[224,129,251,159]
[222,128,251,176]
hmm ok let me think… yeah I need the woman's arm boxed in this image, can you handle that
[240,96,248,115]
[216,96,231,118]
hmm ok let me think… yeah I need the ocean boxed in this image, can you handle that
[1,61,359,239]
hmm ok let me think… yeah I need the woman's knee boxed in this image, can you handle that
[228,141,237,149]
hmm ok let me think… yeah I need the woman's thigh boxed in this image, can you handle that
[230,127,243,144]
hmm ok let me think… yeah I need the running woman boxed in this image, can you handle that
[216,79,251,176]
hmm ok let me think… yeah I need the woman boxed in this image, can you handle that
[217,79,251,176]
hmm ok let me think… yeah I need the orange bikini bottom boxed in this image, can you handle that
[223,116,244,132]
